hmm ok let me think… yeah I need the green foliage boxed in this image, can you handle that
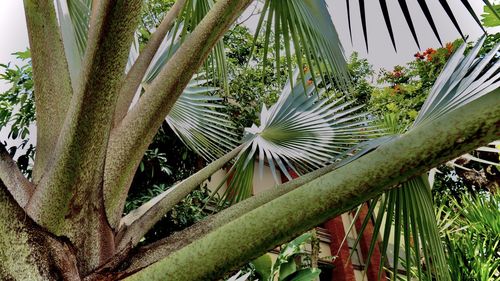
[438,193,500,280]
[481,4,500,27]
[367,40,462,127]
[346,52,374,105]
[137,0,176,45]
[124,123,222,243]
[0,50,35,177]
[220,25,282,134]
[249,233,321,281]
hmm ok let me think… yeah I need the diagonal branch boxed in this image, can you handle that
[26,0,142,237]
[113,0,187,127]
[115,144,243,251]
[103,0,254,229]
[122,90,499,280]
[24,0,73,184]
[115,160,336,277]
[0,144,34,207]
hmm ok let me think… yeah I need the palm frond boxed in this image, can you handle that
[173,0,229,90]
[219,70,375,204]
[343,36,499,280]
[166,80,239,161]
[133,27,238,161]
[227,271,251,281]
[251,0,349,90]
[351,0,489,51]
[413,36,500,127]
[349,177,450,281]
[55,0,91,86]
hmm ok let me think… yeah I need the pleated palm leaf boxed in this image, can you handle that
[138,27,239,160]
[345,37,500,281]
[251,0,349,89]
[217,70,377,204]
[171,0,229,90]
[351,0,497,51]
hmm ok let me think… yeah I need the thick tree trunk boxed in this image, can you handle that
[0,183,80,280]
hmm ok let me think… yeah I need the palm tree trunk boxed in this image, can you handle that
[0,184,80,280]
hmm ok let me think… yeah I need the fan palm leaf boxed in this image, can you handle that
[137,25,238,160]
[218,70,375,204]
[251,0,349,90]
[171,0,229,90]
[345,37,499,280]
[352,0,500,51]
[55,0,91,87]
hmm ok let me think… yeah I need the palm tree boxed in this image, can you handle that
[0,0,498,280]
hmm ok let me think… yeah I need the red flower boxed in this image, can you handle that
[445,42,453,54]
[424,48,435,55]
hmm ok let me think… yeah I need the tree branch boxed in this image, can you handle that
[0,144,34,207]
[123,90,499,280]
[115,144,243,251]
[25,2,143,272]
[103,0,254,229]
[23,0,73,184]
[113,159,334,277]
[113,0,187,127]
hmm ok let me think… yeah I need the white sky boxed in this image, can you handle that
[0,1,28,92]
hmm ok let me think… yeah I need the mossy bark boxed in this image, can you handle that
[0,183,80,281]
[25,0,143,274]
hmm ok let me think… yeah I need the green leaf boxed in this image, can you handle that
[278,260,296,281]
[413,36,500,128]
[481,4,500,27]
[54,0,91,87]
[251,0,349,90]
[252,254,273,281]
[287,268,321,281]
[220,70,376,204]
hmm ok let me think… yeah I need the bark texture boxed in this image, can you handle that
[24,0,73,184]
[103,0,254,228]
[113,0,187,128]
[25,0,143,274]
[0,183,80,281]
